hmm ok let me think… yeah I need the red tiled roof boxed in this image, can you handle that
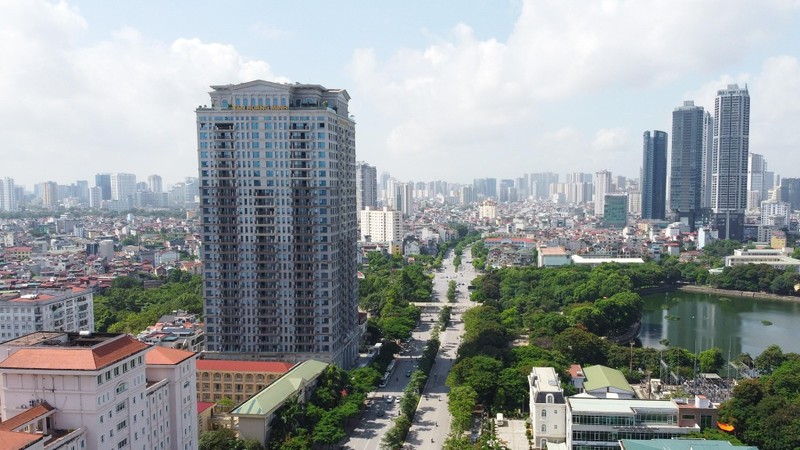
[197,402,215,414]
[145,346,195,366]
[196,360,294,373]
[0,336,149,371]
[0,430,43,449]
[0,403,54,431]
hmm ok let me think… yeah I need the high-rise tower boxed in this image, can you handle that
[711,84,750,240]
[196,80,359,368]
[747,153,767,210]
[700,111,714,209]
[148,174,163,194]
[0,177,16,212]
[594,170,612,216]
[670,101,705,229]
[94,173,112,201]
[641,130,667,220]
[355,161,377,212]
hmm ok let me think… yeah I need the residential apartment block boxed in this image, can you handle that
[359,207,403,243]
[0,287,93,343]
[0,332,198,450]
[196,80,359,368]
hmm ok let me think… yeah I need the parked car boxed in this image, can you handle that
[386,395,394,403]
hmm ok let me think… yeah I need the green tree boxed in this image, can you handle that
[199,429,239,450]
[698,347,725,373]
[553,327,608,366]
[755,345,786,375]
[447,356,504,405]
[312,410,346,447]
[448,385,478,433]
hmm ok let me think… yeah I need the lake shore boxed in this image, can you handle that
[676,284,800,303]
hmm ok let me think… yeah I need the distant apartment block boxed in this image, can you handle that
[0,288,94,343]
[603,194,628,228]
[356,162,378,212]
[0,177,18,212]
[147,174,163,194]
[780,177,800,211]
[359,207,403,243]
[747,153,768,209]
[479,199,497,219]
[594,170,612,216]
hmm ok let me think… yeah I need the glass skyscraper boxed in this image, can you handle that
[711,84,750,240]
[196,80,359,368]
[641,130,667,220]
[670,101,705,229]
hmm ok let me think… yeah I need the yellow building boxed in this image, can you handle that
[196,360,294,404]
[771,230,787,249]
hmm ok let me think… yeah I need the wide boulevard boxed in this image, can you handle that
[342,247,479,450]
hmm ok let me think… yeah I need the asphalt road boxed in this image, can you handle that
[405,248,478,449]
[342,247,479,450]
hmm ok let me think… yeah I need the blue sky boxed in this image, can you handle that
[2,0,800,189]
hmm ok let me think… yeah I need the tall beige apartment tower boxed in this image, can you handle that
[196,80,359,368]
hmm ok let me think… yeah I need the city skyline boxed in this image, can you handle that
[2,1,800,188]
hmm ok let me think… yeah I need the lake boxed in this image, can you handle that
[638,290,800,357]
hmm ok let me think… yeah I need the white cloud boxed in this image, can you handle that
[2,0,800,189]
[349,0,800,181]
[0,0,285,188]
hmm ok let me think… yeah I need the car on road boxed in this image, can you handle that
[406,370,412,377]
[385,395,394,403]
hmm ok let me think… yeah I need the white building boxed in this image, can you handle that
[0,333,150,450]
[144,346,199,450]
[88,186,102,209]
[725,248,800,272]
[356,162,377,212]
[479,199,497,220]
[568,397,696,448]
[760,199,790,227]
[147,175,163,194]
[0,177,17,212]
[359,207,403,243]
[528,367,567,449]
[627,191,642,216]
[0,288,94,343]
[110,173,137,202]
[537,247,571,268]
[0,332,198,450]
[594,170,612,216]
